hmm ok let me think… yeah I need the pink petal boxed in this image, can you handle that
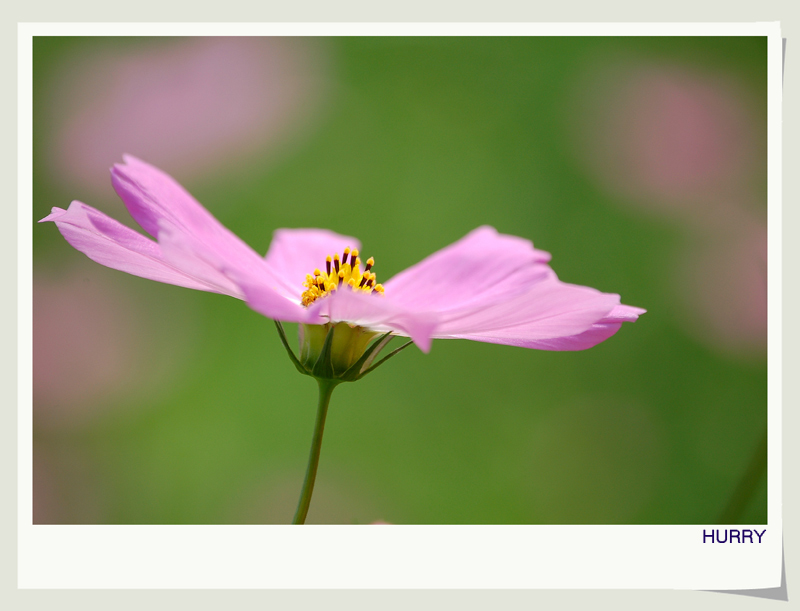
[384,226,553,313]
[434,279,627,347]
[39,202,241,296]
[601,304,648,323]
[155,219,254,299]
[111,155,263,274]
[451,322,627,351]
[217,265,311,324]
[502,303,645,351]
[308,289,440,353]
[464,300,647,350]
[263,228,361,298]
[442,299,646,351]
[381,226,644,351]
[211,227,364,324]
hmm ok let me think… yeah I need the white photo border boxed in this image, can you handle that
[18,21,782,590]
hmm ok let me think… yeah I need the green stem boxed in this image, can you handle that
[293,379,338,524]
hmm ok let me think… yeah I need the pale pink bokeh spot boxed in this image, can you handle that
[47,37,327,199]
[573,62,766,355]
[578,64,763,223]
[676,213,767,354]
[614,70,754,204]
[33,261,193,425]
[34,265,142,422]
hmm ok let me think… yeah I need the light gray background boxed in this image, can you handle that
[3,0,798,608]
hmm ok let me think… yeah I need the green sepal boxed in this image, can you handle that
[358,339,415,378]
[339,331,394,381]
[274,320,311,377]
[274,321,415,383]
[311,324,337,379]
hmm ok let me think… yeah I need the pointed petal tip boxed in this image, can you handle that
[404,319,437,354]
[608,304,647,321]
[110,160,128,175]
[111,154,146,176]
[120,153,142,165]
[413,336,433,354]
[39,206,69,223]
[109,162,125,179]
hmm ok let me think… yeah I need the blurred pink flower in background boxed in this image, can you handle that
[33,261,195,522]
[676,213,767,353]
[45,37,328,199]
[34,264,143,422]
[573,62,767,356]
[33,261,193,426]
[576,64,763,223]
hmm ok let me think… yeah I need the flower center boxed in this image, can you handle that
[301,247,385,307]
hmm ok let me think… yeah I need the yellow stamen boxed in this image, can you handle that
[300,248,385,306]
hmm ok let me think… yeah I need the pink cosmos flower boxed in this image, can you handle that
[40,156,644,359]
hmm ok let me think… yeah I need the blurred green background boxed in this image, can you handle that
[32,36,767,524]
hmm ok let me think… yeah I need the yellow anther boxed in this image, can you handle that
[301,250,383,306]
